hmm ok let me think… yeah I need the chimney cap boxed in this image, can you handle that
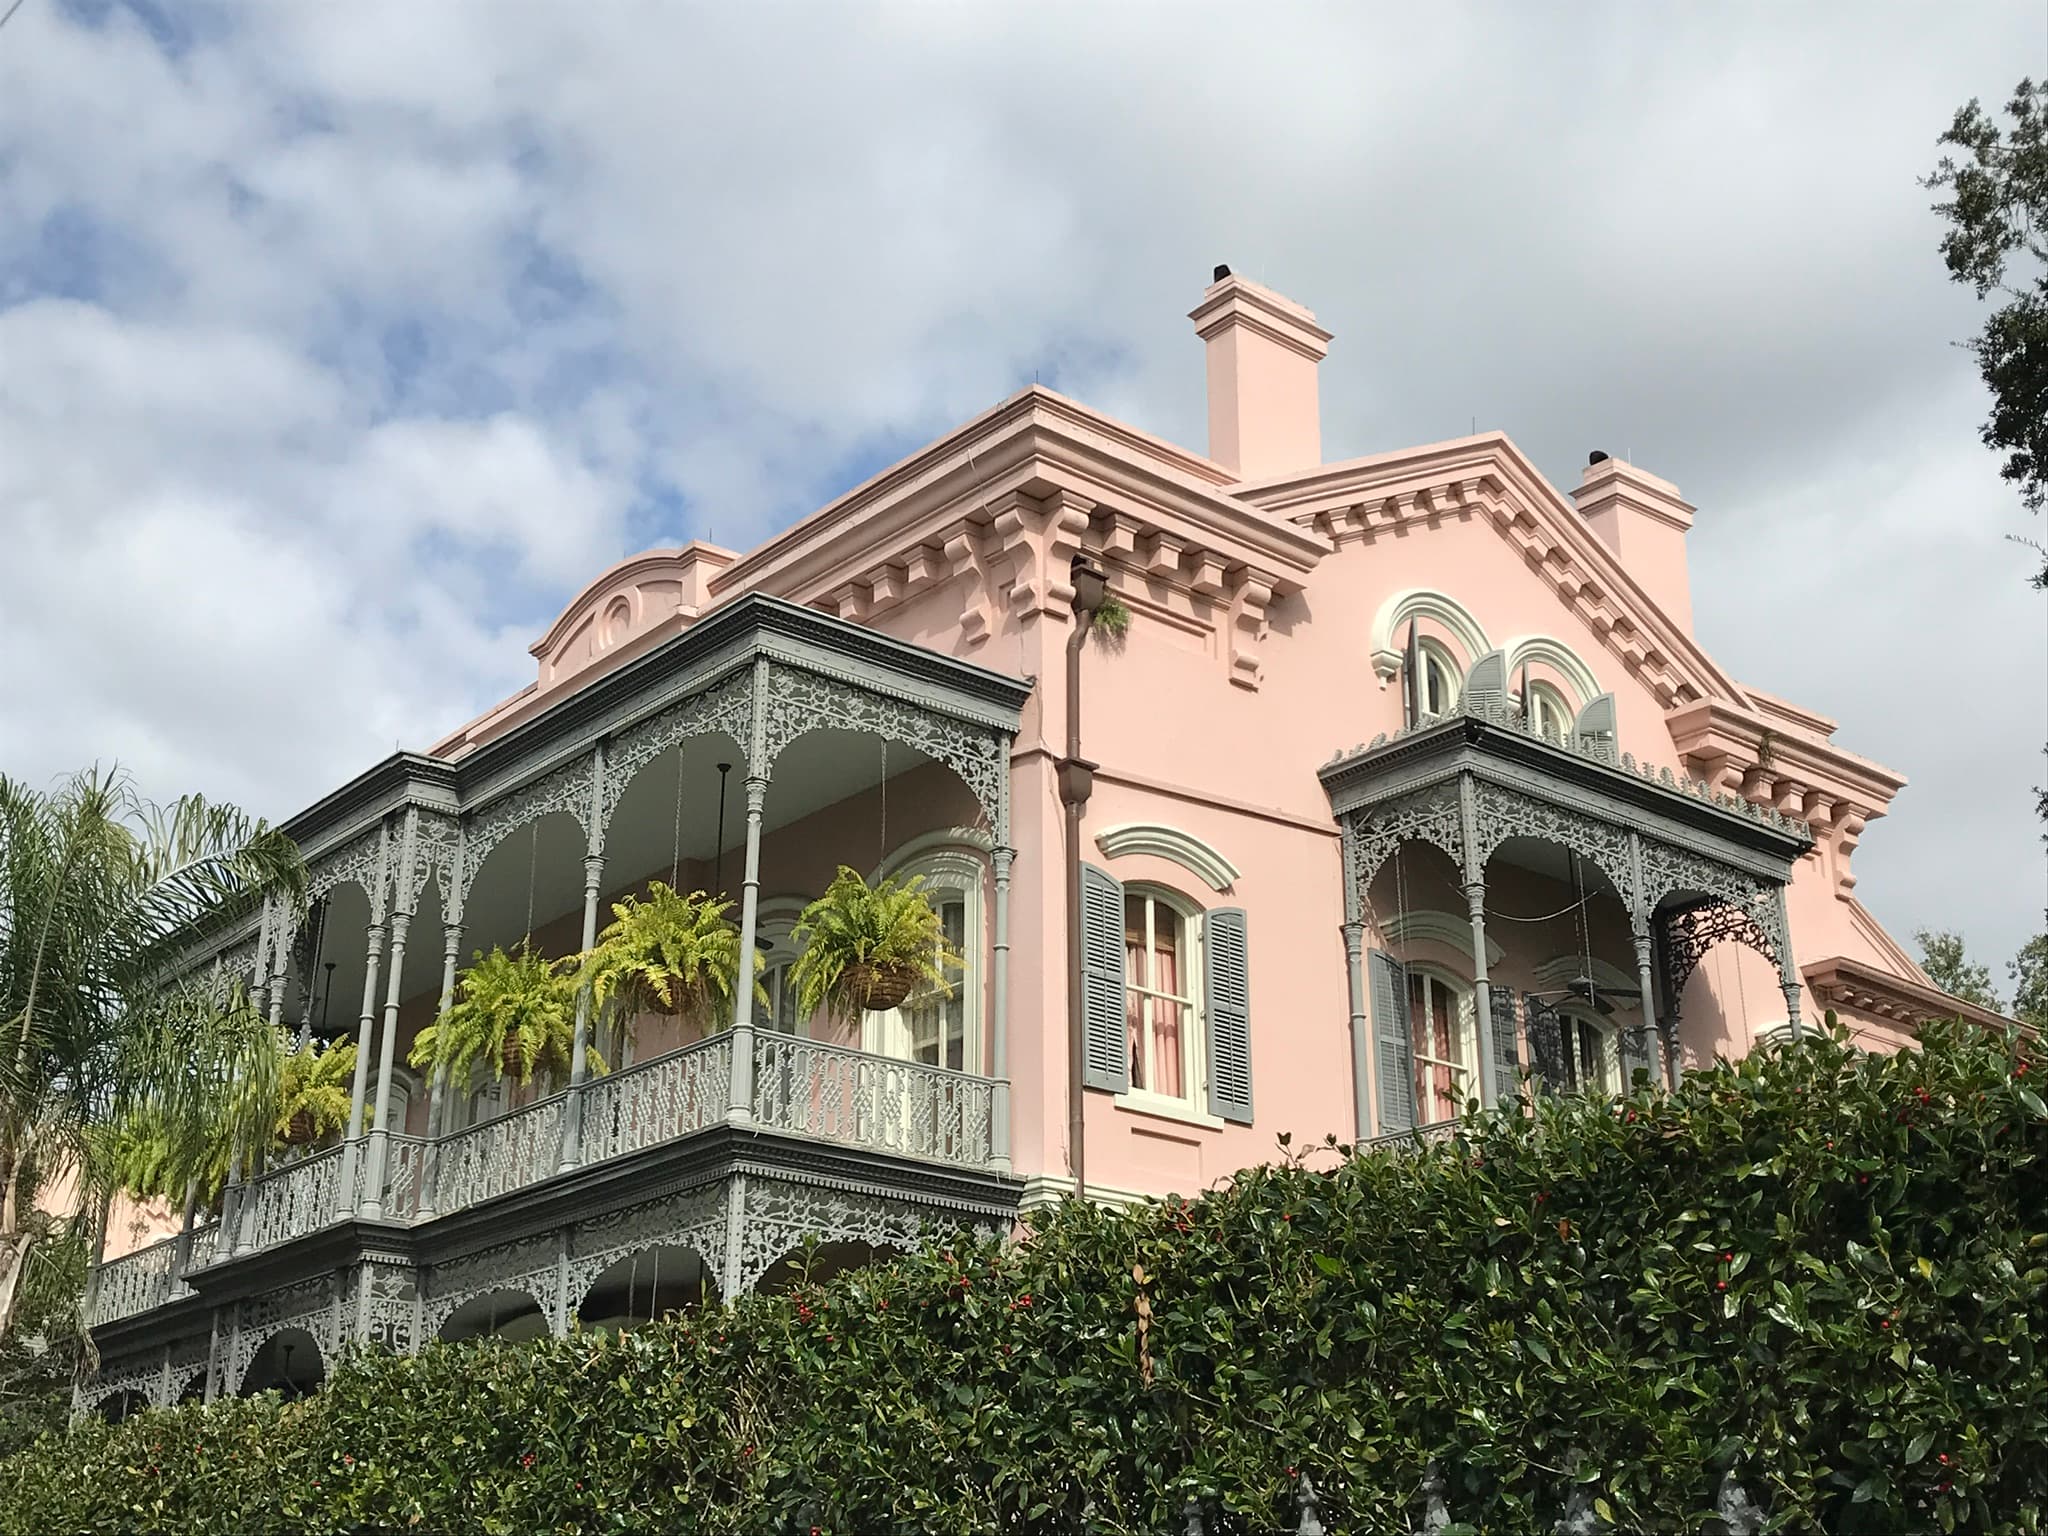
[1212,264,1232,282]
[1588,450,1610,466]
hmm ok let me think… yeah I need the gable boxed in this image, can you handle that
[1234,433,1749,712]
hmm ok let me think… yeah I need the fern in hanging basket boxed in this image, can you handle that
[409,943,595,1090]
[790,865,962,1023]
[275,1038,356,1147]
[573,881,758,1035]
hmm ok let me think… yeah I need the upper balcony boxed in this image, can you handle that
[89,594,1031,1332]
[1321,678,1814,1138]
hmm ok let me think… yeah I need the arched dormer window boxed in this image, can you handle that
[1415,637,1462,722]
[1525,679,1573,742]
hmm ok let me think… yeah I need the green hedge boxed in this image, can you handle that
[5,1020,2045,1535]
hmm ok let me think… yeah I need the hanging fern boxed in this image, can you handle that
[274,1039,356,1147]
[573,882,755,1036]
[788,866,961,1024]
[409,944,595,1091]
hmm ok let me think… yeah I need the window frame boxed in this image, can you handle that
[753,898,810,1040]
[1552,1002,1620,1095]
[1525,678,1573,742]
[863,843,986,1075]
[1117,883,1214,1122]
[1416,636,1463,722]
[1407,963,1476,1126]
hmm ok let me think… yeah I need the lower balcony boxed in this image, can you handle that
[90,1028,1015,1351]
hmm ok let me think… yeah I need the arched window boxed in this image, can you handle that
[1525,679,1573,742]
[754,899,809,1038]
[1407,964,1475,1125]
[1552,1004,1619,1094]
[1416,638,1462,722]
[1124,885,1206,1105]
[866,844,985,1073]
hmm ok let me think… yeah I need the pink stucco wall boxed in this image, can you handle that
[391,271,1954,1207]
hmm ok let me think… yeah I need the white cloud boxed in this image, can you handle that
[0,0,2040,976]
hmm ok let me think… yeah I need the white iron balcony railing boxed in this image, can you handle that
[432,1094,568,1220]
[241,1144,349,1250]
[87,1233,179,1328]
[579,1031,731,1165]
[87,1032,1007,1324]
[752,1033,996,1169]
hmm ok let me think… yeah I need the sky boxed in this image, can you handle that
[1,1,2043,985]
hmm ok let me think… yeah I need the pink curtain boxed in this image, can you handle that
[1126,932,1147,1089]
[1152,944,1183,1097]
[1125,921,1184,1097]
[1410,982,1456,1122]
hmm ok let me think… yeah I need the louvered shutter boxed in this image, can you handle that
[1079,864,1129,1093]
[1488,985,1521,1106]
[1204,908,1252,1124]
[1368,950,1414,1134]
[1524,993,1570,1092]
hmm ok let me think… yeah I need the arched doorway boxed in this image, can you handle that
[754,1240,904,1295]
[575,1244,714,1331]
[437,1288,551,1344]
[240,1327,325,1399]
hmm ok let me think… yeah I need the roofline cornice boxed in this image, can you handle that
[1234,432,1751,708]
[279,594,1031,850]
[709,386,1323,605]
[1666,697,1906,808]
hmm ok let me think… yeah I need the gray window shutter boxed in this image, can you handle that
[1204,908,1252,1124]
[1080,864,1128,1093]
[1524,993,1570,1092]
[1368,950,1414,1133]
[1489,985,1521,1107]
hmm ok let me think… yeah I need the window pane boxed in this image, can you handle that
[1123,895,1192,1100]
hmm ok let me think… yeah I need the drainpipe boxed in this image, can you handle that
[1061,555,1108,1202]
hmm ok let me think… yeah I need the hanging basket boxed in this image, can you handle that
[501,1031,530,1078]
[281,1109,319,1147]
[840,961,921,1014]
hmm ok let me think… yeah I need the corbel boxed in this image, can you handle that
[1226,570,1276,691]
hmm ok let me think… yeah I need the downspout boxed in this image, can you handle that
[1061,556,1108,1202]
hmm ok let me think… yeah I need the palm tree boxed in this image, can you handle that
[0,768,305,1341]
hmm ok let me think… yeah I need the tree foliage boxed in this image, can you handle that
[1929,79,2048,587]
[1915,928,2001,1011]
[2011,934,2048,1031]
[0,769,304,1340]
[7,1021,2046,1534]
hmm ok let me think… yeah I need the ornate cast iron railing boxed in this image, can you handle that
[90,1038,1006,1322]
[88,1235,180,1327]
[242,1144,349,1252]
[433,1095,568,1219]
[361,1134,429,1222]
[580,1034,732,1166]
[752,1033,996,1169]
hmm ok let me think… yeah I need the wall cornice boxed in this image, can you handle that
[1232,433,1749,712]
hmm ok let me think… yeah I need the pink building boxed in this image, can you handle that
[78,270,2002,1414]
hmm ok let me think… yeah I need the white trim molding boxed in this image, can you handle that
[1094,823,1240,893]
[1498,634,1602,707]
[1369,588,1491,686]
[1018,1174,1159,1212]
[1379,909,1504,968]
[874,825,995,882]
